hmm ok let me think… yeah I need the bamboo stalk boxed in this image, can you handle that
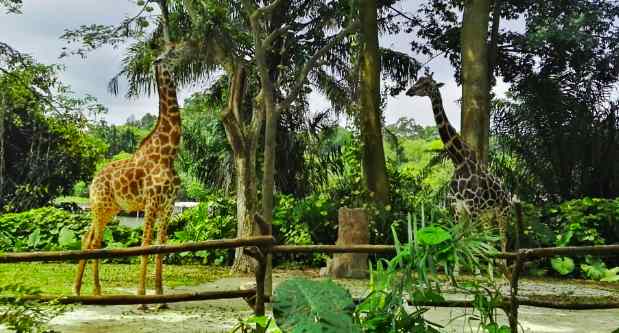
[0,237,274,263]
[3,289,259,305]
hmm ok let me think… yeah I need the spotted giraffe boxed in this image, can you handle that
[74,51,181,302]
[406,75,512,251]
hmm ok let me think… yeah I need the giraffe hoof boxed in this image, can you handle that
[137,304,149,311]
[156,303,169,310]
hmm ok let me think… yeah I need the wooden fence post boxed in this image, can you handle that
[508,202,525,333]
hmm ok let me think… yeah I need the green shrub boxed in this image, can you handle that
[518,198,619,278]
[71,181,89,198]
[0,207,90,252]
[0,284,67,333]
[167,195,236,265]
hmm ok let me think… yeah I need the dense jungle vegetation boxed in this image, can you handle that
[1,0,619,331]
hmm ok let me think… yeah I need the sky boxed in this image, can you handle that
[0,0,509,128]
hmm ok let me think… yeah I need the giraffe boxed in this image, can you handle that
[405,74,511,252]
[74,50,181,305]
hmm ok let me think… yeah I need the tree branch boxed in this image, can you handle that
[263,24,289,50]
[280,20,360,110]
[220,65,248,154]
[254,0,284,17]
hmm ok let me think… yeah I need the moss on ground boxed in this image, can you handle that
[0,263,230,295]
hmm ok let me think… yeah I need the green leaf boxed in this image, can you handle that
[416,226,451,246]
[551,257,575,275]
[273,278,361,333]
[58,227,77,248]
[103,229,114,243]
[27,228,41,248]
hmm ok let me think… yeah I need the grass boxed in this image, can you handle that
[54,196,90,205]
[0,263,230,295]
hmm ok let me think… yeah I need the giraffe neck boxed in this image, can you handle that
[428,87,473,166]
[136,63,181,159]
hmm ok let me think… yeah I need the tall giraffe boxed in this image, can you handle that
[406,75,511,251]
[74,51,181,303]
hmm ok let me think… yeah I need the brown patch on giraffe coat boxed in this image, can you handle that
[129,181,140,196]
[159,134,169,145]
[170,130,180,144]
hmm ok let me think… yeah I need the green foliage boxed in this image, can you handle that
[273,278,361,333]
[550,257,575,276]
[548,198,619,247]
[178,92,233,194]
[167,195,236,265]
[353,217,502,333]
[232,315,281,333]
[0,59,107,212]
[0,207,142,264]
[519,198,619,278]
[0,284,67,333]
[0,207,90,252]
[580,256,619,282]
[71,181,89,198]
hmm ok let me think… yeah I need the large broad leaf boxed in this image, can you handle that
[27,228,41,248]
[416,226,451,246]
[273,278,361,333]
[551,257,575,275]
[58,226,80,250]
[601,267,619,282]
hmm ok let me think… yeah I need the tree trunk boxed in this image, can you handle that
[231,149,258,273]
[219,65,263,273]
[461,0,491,164]
[0,92,5,199]
[358,0,389,205]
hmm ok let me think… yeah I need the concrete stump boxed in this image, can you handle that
[320,207,369,279]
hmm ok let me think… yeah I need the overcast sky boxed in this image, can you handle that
[0,0,509,128]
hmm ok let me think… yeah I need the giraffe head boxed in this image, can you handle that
[406,75,444,97]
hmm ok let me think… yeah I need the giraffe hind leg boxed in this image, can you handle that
[73,226,95,296]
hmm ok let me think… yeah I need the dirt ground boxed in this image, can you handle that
[4,270,619,333]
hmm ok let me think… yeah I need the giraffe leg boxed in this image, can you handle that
[497,213,511,279]
[92,222,106,296]
[137,206,156,310]
[155,205,172,310]
[73,226,94,296]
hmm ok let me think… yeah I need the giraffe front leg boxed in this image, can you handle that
[155,205,172,310]
[92,223,106,296]
[137,207,156,310]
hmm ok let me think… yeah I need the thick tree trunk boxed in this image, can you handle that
[461,0,491,164]
[359,0,389,205]
[0,93,5,199]
[231,150,258,273]
[220,65,262,273]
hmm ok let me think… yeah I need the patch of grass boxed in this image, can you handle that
[0,263,230,295]
[54,196,90,205]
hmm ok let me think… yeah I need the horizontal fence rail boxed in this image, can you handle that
[0,236,274,263]
[272,244,396,254]
[3,239,616,263]
[2,290,258,305]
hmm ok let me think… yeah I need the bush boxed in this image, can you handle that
[518,198,619,278]
[167,195,236,265]
[0,207,90,252]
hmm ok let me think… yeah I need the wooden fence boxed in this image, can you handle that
[0,214,618,333]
